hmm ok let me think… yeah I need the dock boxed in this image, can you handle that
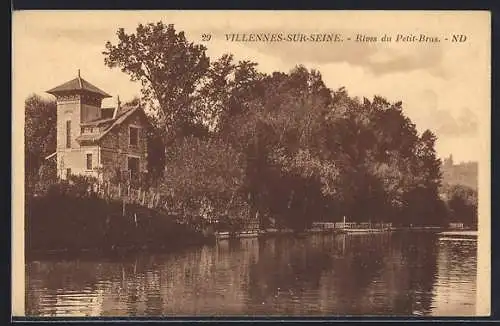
[214,230,260,240]
[344,228,392,234]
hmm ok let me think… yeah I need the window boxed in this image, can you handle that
[86,153,93,170]
[128,157,140,180]
[66,120,71,148]
[129,127,139,146]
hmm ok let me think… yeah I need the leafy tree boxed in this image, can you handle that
[402,130,445,226]
[25,94,57,194]
[194,53,265,133]
[101,22,449,231]
[103,22,210,140]
[161,136,247,228]
[444,184,478,228]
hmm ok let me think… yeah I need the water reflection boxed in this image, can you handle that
[26,232,476,316]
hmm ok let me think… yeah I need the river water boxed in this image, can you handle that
[26,232,477,317]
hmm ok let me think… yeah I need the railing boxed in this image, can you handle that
[92,182,166,210]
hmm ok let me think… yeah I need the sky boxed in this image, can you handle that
[12,11,490,163]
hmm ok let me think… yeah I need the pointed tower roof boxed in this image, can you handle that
[46,69,112,98]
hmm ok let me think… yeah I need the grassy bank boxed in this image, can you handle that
[25,193,212,257]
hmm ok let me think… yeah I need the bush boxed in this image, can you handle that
[25,193,209,253]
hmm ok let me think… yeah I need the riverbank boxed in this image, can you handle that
[26,190,475,257]
[25,194,212,258]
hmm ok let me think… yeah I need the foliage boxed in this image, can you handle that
[101,22,454,231]
[161,136,247,226]
[32,160,57,196]
[103,22,210,141]
[25,94,57,195]
[24,21,464,237]
[26,194,209,253]
[442,184,478,228]
[45,174,99,199]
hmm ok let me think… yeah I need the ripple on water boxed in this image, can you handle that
[26,233,478,316]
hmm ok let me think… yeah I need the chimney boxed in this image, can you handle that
[77,69,83,88]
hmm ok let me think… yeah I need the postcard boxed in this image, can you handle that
[12,10,490,317]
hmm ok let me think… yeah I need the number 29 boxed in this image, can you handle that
[201,34,212,42]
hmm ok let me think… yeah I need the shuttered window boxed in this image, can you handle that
[66,120,71,148]
[86,153,92,170]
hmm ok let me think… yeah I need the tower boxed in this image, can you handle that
[443,154,454,168]
[46,70,112,179]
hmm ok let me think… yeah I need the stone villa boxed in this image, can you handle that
[45,71,150,182]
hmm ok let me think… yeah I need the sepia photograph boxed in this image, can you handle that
[12,10,490,318]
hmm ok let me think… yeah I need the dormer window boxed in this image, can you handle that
[129,126,139,146]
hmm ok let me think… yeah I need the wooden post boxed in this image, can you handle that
[118,183,121,198]
[122,198,126,216]
[149,192,154,208]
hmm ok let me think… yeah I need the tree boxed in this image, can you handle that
[216,66,339,230]
[102,23,447,230]
[25,94,57,194]
[402,129,445,226]
[103,22,210,141]
[445,184,478,228]
[194,54,265,133]
[161,136,247,228]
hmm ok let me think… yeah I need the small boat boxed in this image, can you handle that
[214,231,230,240]
[238,230,260,238]
[438,230,478,241]
[439,230,477,237]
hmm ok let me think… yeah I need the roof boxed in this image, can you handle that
[80,117,115,127]
[76,106,149,145]
[46,71,112,98]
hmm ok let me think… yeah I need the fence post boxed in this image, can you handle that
[149,192,155,208]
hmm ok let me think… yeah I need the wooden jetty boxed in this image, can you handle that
[214,230,260,240]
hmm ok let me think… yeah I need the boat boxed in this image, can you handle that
[238,230,260,238]
[215,230,260,240]
[214,231,230,240]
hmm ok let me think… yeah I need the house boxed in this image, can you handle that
[45,70,149,182]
